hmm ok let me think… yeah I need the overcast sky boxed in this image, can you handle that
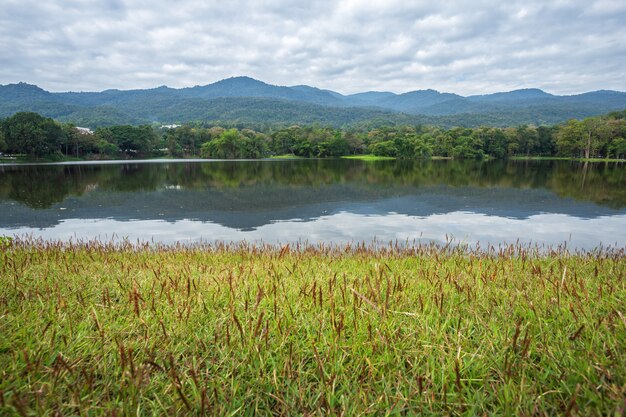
[1,0,625,95]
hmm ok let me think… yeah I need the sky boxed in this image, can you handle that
[1,0,625,95]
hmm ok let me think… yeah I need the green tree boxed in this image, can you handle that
[432,132,454,157]
[164,126,197,156]
[608,137,626,159]
[100,125,156,156]
[0,130,6,153]
[271,130,296,155]
[241,130,270,158]
[452,135,484,159]
[480,128,508,159]
[61,125,101,157]
[318,133,349,157]
[201,129,244,159]
[514,125,539,156]
[555,119,584,157]
[293,138,314,157]
[97,140,119,157]
[393,136,416,159]
[1,112,65,157]
[556,117,610,158]
[413,135,433,159]
[165,132,183,157]
[344,131,366,155]
[536,126,556,156]
[369,140,398,157]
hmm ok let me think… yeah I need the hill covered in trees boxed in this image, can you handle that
[1,77,626,128]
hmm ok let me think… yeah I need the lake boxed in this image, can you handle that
[0,159,624,250]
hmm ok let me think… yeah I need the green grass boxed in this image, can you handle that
[0,154,100,164]
[0,240,624,415]
[0,154,26,163]
[269,154,305,159]
[577,157,626,163]
[342,154,396,161]
[510,156,626,163]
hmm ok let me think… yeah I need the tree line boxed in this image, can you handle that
[1,110,625,160]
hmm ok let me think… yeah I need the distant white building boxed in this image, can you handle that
[76,127,94,135]
[161,124,182,129]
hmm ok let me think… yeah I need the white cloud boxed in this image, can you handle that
[3,213,625,250]
[0,0,624,94]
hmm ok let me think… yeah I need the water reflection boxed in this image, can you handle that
[1,159,624,209]
[0,159,624,248]
[7,213,625,250]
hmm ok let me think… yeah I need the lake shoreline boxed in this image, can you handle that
[2,155,626,165]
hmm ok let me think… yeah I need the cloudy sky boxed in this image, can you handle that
[1,0,625,95]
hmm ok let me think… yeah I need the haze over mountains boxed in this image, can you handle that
[1,76,625,128]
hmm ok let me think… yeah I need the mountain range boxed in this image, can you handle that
[1,76,625,128]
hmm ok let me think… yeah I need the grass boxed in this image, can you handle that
[575,157,626,163]
[510,156,626,163]
[0,239,624,415]
[0,155,99,164]
[269,154,306,159]
[342,154,396,161]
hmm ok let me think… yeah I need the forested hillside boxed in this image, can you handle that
[2,77,626,128]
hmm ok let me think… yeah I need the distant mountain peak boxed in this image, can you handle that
[229,75,257,81]
[469,88,553,102]
[504,88,552,96]
[4,82,47,91]
[214,76,267,85]
[572,89,626,97]
[0,82,50,98]
[290,84,320,90]
[400,88,454,96]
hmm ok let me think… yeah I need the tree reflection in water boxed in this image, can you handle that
[0,159,623,210]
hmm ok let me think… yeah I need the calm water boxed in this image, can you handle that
[0,159,624,249]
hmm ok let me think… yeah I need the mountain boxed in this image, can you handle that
[1,78,625,128]
[177,77,343,106]
[468,88,555,102]
[564,90,626,108]
[0,82,51,100]
[379,89,465,113]
[345,91,397,106]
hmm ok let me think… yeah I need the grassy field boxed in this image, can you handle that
[341,154,396,161]
[0,239,624,415]
[510,156,626,163]
[269,154,306,159]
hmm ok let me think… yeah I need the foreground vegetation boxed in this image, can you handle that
[1,109,625,161]
[1,239,624,415]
